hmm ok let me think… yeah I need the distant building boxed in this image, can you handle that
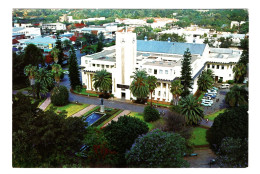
[42,23,66,33]
[12,27,41,39]
[230,21,246,28]
[66,16,106,23]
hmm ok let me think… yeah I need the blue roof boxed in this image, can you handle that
[137,40,206,56]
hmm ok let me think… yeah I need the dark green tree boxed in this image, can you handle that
[125,129,189,168]
[13,52,28,89]
[147,75,157,106]
[181,48,193,97]
[55,37,65,65]
[51,85,69,106]
[216,137,248,168]
[24,44,44,67]
[206,105,248,151]
[103,115,149,166]
[68,46,81,90]
[12,92,86,167]
[143,105,160,122]
[197,70,214,92]
[225,85,248,107]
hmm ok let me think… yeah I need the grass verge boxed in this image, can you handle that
[73,88,99,97]
[204,109,227,121]
[189,127,209,146]
[45,103,89,117]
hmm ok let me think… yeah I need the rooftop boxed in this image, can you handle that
[137,40,206,56]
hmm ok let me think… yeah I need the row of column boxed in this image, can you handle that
[86,73,93,90]
[150,81,171,102]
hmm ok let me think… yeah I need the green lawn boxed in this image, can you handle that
[189,127,209,146]
[204,109,227,121]
[128,112,163,131]
[45,103,89,117]
[73,88,99,97]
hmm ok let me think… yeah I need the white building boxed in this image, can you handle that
[42,23,66,32]
[12,27,41,39]
[206,48,242,82]
[66,16,105,23]
[230,21,246,28]
[80,31,241,102]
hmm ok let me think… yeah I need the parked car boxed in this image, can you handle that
[202,96,211,100]
[202,99,213,104]
[208,93,216,98]
[212,87,218,91]
[201,102,212,106]
[207,89,217,94]
[221,84,230,89]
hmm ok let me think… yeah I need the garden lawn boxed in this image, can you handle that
[189,127,209,146]
[147,102,171,108]
[204,109,226,121]
[45,103,89,117]
[73,88,99,97]
[128,112,163,131]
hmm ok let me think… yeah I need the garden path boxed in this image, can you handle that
[71,104,97,117]
[39,97,51,111]
[102,110,130,128]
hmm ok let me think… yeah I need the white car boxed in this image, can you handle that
[221,84,230,89]
[201,101,212,106]
[207,89,217,94]
[202,99,213,104]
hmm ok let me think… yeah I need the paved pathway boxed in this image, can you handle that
[184,148,217,168]
[71,104,97,117]
[199,119,214,127]
[39,97,51,111]
[102,110,130,128]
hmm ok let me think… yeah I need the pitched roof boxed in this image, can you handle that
[137,40,206,56]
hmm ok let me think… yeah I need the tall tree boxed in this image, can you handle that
[147,75,157,106]
[130,70,149,102]
[170,79,183,105]
[24,64,37,98]
[13,52,27,89]
[179,95,204,125]
[180,48,193,97]
[93,69,112,94]
[55,37,65,65]
[24,44,44,67]
[68,46,81,90]
[50,47,60,64]
[233,63,247,83]
[35,68,54,98]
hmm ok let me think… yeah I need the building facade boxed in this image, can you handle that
[80,31,240,102]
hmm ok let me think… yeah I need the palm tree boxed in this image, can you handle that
[24,64,37,98]
[225,85,248,107]
[179,95,204,125]
[130,70,149,102]
[35,68,54,98]
[233,63,247,83]
[170,79,183,105]
[197,71,214,92]
[147,75,157,106]
[205,69,215,80]
[93,69,112,94]
[51,63,63,85]
[50,47,60,63]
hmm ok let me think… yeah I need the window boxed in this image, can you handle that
[106,65,109,68]
[165,70,168,74]
[97,64,100,67]
[159,70,163,74]
[207,64,210,68]
[154,69,157,75]
[222,65,224,70]
[212,64,215,69]
[153,91,155,95]
[92,64,95,67]
[229,74,231,77]
[158,91,161,96]
[102,65,104,69]
[217,65,219,69]
[148,68,152,73]
[230,65,232,68]
[163,83,166,87]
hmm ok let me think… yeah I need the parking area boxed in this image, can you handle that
[201,88,229,115]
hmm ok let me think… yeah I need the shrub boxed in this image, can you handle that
[171,104,182,114]
[218,78,223,83]
[75,85,82,93]
[51,85,69,106]
[125,129,189,168]
[228,80,234,84]
[206,105,248,151]
[143,105,160,122]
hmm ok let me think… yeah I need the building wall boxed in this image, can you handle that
[206,62,235,82]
